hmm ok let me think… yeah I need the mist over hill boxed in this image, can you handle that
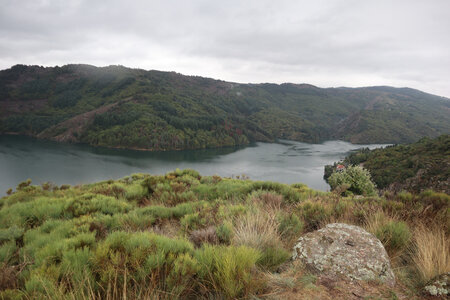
[1,64,449,150]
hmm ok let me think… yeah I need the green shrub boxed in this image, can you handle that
[119,211,155,231]
[137,201,202,220]
[24,273,58,298]
[166,253,200,296]
[0,289,24,300]
[257,246,290,271]
[0,197,66,229]
[299,201,331,231]
[328,165,377,196]
[216,222,233,244]
[217,204,247,219]
[59,184,71,190]
[92,231,194,293]
[171,168,201,179]
[16,179,32,191]
[64,194,131,217]
[0,225,24,244]
[247,181,302,203]
[195,245,261,299]
[141,176,160,195]
[41,182,53,191]
[397,191,413,202]
[375,221,412,254]
[180,212,205,231]
[60,247,93,283]
[278,213,303,238]
[0,240,17,263]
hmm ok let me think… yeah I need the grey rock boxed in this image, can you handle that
[292,223,395,286]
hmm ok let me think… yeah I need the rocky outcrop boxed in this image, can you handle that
[292,223,395,286]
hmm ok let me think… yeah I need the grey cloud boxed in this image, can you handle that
[0,0,449,97]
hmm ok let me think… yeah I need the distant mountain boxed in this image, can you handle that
[1,64,449,150]
[326,134,450,193]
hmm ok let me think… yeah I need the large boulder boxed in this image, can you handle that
[292,223,395,286]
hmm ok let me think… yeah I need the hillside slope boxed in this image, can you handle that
[1,64,449,150]
[326,134,450,193]
[0,170,448,299]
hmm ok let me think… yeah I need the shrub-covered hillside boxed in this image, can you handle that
[325,134,450,193]
[1,64,449,150]
[0,170,448,299]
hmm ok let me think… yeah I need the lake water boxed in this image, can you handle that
[0,135,387,194]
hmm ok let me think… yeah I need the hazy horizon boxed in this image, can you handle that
[2,62,450,99]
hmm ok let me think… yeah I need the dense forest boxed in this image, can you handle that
[1,64,449,150]
[0,170,448,299]
[324,134,450,193]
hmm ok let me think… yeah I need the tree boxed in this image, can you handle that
[328,165,376,196]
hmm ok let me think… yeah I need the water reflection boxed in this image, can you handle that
[0,135,387,194]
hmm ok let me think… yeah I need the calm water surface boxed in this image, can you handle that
[0,135,387,194]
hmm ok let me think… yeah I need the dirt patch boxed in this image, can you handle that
[266,261,415,300]
[37,102,118,142]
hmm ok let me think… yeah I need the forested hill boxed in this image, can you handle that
[1,64,449,151]
[326,134,450,194]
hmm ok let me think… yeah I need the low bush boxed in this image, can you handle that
[195,245,261,299]
[375,220,412,255]
[328,165,377,196]
[257,246,290,271]
[298,200,332,231]
[216,222,233,244]
[278,213,303,240]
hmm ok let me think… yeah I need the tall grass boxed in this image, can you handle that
[411,224,450,284]
[233,210,280,250]
[233,208,290,271]
[364,211,411,257]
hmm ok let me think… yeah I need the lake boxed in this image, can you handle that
[0,135,387,194]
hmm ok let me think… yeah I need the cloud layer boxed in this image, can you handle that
[1,0,449,97]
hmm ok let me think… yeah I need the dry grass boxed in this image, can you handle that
[35,272,178,300]
[190,226,218,247]
[233,210,280,250]
[0,263,18,291]
[254,192,283,213]
[411,224,450,283]
[364,210,413,260]
[364,211,394,235]
[317,202,357,229]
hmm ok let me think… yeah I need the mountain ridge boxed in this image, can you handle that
[1,64,449,150]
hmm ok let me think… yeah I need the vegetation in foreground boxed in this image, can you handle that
[325,134,450,194]
[1,64,449,151]
[0,169,448,299]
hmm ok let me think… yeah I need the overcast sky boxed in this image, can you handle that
[1,0,449,97]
